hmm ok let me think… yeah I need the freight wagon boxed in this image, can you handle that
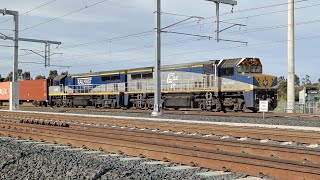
[0,79,48,106]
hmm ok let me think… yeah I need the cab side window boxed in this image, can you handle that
[220,68,234,77]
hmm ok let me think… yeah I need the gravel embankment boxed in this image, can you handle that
[0,137,245,180]
[21,107,320,128]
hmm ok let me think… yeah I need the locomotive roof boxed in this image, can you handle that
[219,58,243,67]
[72,69,126,78]
[72,60,220,77]
[219,57,261,67]
[162,60,220,68]
[72,58,259,77]
[126,60,220,73]
[53,75,67,81]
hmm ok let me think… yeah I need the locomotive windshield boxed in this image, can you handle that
[237,58,262,74]
[237,65,249,73]
[250,65,262,73]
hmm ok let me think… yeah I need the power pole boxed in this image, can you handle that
[0,9,19,110]
[151,0,237,116]
[1,8,61,111]
[287,0,295,113]
[152,0,161,116]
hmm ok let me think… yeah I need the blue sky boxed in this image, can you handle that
[0,0,319,82]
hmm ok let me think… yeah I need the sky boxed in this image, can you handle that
[0,0,319,82]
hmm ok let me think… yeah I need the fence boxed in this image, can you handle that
[283,102,319,114]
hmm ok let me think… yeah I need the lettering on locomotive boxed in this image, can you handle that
[167,73,178,89]
[77,77,92,85]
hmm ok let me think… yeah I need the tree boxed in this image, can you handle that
[35,75,46,79]
[277,76,287,100]
[4,72,13,82]
[278,76,286,83]
[3,69,26,81]
[21,71,31,80]
[302,75,312,86]
[61,71,68,75]
[0,74,3,82]
[295,74,300,86]
[48,70,58,79]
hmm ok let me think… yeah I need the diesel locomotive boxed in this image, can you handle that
[48,57,278,112]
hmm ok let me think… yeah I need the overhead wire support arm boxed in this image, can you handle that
[214,21,248,45]
[218,38,248,45]
[0,34,61,45]
[205,0,237,5]
[18,61,71,68]
[217,21,246,33]
[21,49,45,58]
[161,31,212,40]
[205,0,237,42]
[0,33,62,68]
[161,16,204,30]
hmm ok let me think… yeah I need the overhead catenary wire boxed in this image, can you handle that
[44,17,320,63]
[0,0,318,74]
[18,0,111,33]
[168,1,320,32]
[37,34,320,69]
[14,0,313,53]
[0,0,314,50]
[13,33,320,77]
[3,0,318,61]
[0,0,59,24]
[1,13,320,65]
[2,15,320,69]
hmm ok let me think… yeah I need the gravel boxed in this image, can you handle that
[21,107,320,128]
[0,137,246,180]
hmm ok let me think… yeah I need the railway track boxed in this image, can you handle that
[2,105,320,119]
[2,111,320,144]
[0,111,320,179]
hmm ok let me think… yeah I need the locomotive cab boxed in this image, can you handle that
[235,58,278,111]
[236,58,262,74]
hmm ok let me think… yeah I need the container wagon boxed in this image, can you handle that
[0,79,48,106]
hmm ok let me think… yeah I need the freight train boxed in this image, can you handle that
[0,57,278,112]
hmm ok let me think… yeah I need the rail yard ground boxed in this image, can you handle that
[0,109,320,179]
[2,137,246,180]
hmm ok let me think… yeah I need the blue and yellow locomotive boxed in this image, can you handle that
[48,57,278,112]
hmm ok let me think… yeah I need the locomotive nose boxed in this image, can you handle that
[253,75,277,88]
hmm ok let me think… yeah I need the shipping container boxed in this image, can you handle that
[19,79,48,101]
[0,82,10,101]
[0,79,48,103]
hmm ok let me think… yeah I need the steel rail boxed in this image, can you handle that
[2,106,320,119]
[1,112,320,144]
[0,123,320,180]
[2,120,320,164]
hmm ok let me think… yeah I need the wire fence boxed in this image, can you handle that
[283,102,320,114]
